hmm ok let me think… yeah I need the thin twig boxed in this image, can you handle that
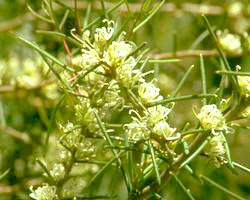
[0,126,31,144]
[150,49,241,59]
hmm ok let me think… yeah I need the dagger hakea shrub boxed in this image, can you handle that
[2,1,250,200]
[20,18,250,200]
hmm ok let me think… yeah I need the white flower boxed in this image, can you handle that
[227,2,243,17]
[145,105,171,127]
[81,48,100,67]
[115,56,137,88]
[82,30,91,46]
[29,184,57,200]
[152,120,176,138]
[197,104,226,132]
[77,140,96,159]
[59,122,82,150]
[103,41,133,67]
[217,30,242,54]
[238,76,250,96]
[204,134,227,167]
[50,163,65,182]
[138,81,163,104]
[126,119,149,141]
[94,20,114,47]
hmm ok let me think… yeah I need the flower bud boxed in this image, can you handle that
[238,75,250,96]
[197,104,226,132]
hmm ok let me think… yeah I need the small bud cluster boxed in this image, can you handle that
[50,163,65,182]
[197,104,228,167]
[238,75,250,97]
[217,30,242,54]
[74,98,98,133]
[0,55,58,99]
[204,134,227,167]
[59,122,82,150]
[59,122,96,159]
[197,104,227,134]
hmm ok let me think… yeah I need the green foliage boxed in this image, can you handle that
[1,0,250,200]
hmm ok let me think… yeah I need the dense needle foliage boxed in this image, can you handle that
[1,0,250,200]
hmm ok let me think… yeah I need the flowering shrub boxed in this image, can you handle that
[1,1,250,200]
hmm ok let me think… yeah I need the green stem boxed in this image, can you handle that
[216,71,250,76]
[133,0,165,32]
[0,169,10,181]
[233,161,250,174]
[200,54,207,105]
[179,138,209,169]
[148,141,161,185]
[172,65,194,97]
[14,34,74,72]
[148,94,217,107]
[171,172,196,200]
[199,174,246,200]
[94,111,131,193]
[202,15,240,96]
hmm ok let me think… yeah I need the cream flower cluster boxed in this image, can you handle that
[0,56,58,99]
[217,30,242,54]
[126,117,150,141]
[197,104,227,134]
[238,75,250,96]
[50,163,65,182]
[78,19,140,89]
[138,81,163,104]
[126,105,176,142]
[204,134,227,167]
[59,122,82,150]
[94,19,114,47]
[29,184,57,200]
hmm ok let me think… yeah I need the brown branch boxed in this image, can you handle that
[150,49,242,59]
[73,1,224,16]
[0,80,54,94]
[0,126,32,144]
[0,184,19,194]
[0,13,33,32]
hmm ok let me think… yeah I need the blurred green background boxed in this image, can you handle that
[1,0,250,199]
